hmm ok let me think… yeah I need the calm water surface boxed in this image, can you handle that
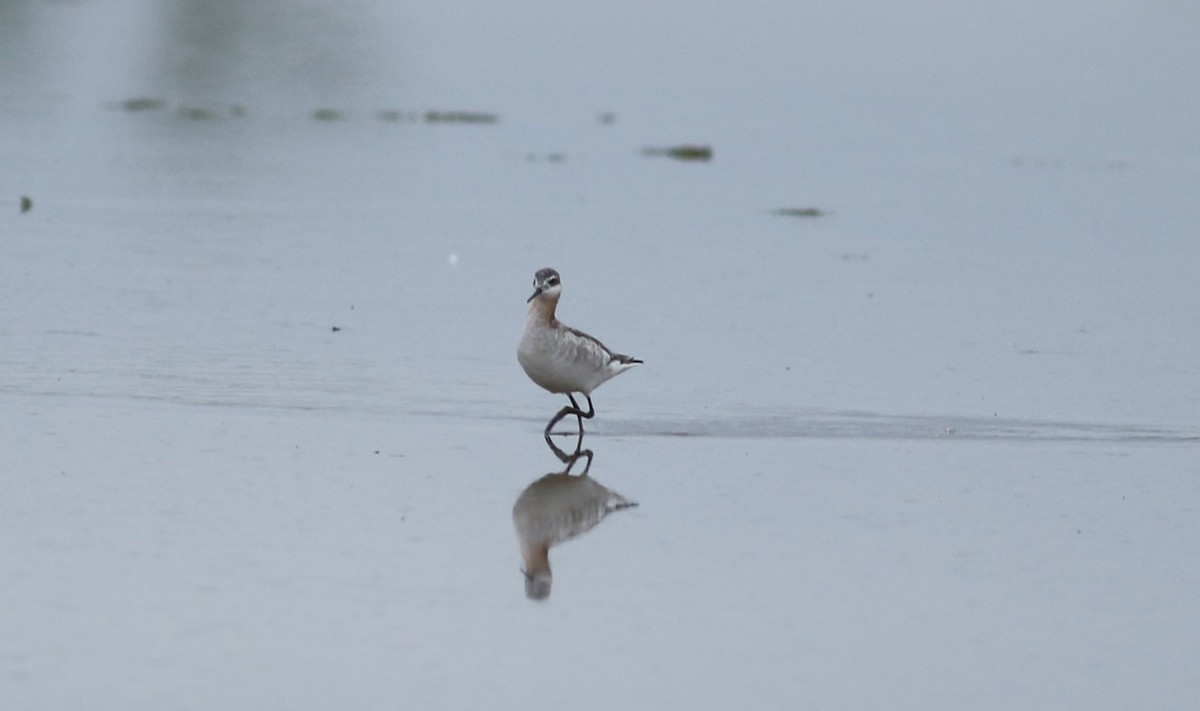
[3,2,1198,709]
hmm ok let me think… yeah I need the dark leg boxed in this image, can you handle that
[544,429,571,462]
[544,393,595,436]
[566,393,595,433]
[543,428,592,475]
[544,404,577,436]
[564,447,593,476]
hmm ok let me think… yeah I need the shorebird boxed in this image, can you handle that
[518,267,642,435]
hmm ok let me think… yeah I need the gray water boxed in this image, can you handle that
[3,2,1199,708]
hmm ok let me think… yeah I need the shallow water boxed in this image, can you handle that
[3,1,1199,708]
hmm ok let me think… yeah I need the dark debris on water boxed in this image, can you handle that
[423,110,499,124]
[117,97,167,112]
[642,144,713,161]
[377,110,420,123]
[772,207,828,218]
[178,106,218,121]
[110,97,501,125]
[312,108,344,122]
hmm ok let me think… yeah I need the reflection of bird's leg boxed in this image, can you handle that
[542,429,592,475]
[564,448,593,476]
[544,429,572,462]
[564,426,592,475]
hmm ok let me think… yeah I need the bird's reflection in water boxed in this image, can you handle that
[512,433,638,600]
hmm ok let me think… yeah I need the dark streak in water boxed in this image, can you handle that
[116,97,167,112]
[642,145,713,161]
[424,110,499,124]
[312,108,344,122]
[604,410,1200,444]
[772,207,827,218]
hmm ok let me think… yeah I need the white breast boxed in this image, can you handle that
[519,319,629,395]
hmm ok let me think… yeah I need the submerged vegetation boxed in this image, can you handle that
[376,109,419,123]
[641,144,713,161]
[771,207,827,218]
[110,97,499,126]
[110,98,244,120]
[423,110,499,124]
[311,108,344,122]
[116,97,167,112]
[177,106,217,121]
